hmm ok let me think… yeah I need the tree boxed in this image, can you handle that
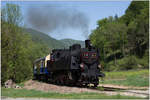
[1,4,31,83]
[1,3,50,84]
[127,8,149,57]
[90,1,149,71]
[2,3,22,25]
[90,16,127,61]
[121,1,148,25]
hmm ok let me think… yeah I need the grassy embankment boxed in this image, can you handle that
[100,69,149,87]
[1,87,144,99]
[2,69,149,99]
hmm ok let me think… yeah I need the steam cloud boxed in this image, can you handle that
[25,6,89,38]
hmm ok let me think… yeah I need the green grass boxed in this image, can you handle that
[101,69,149,87]
[16,82,25,88]
[1,87,144,99]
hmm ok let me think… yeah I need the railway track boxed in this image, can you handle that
[23,80,149,98]
[53,83,149,98]
[94,85,149,98]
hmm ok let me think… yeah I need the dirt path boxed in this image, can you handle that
[23,80,149,98]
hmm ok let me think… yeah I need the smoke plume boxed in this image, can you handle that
[25,6,89,38]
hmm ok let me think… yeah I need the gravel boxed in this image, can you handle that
[22,80,149,98]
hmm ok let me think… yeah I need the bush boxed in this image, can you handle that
[119,56,138,70]
[137,49,149,69]
[105,56,141,71]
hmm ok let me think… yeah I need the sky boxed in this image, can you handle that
[2,1,131,40]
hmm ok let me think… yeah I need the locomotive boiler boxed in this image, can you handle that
[33,40,105,87]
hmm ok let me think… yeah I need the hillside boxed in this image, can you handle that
[24,28,65,49]
[60,39,85,48]
[24,28,85,49]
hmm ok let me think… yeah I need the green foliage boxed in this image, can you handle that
[24,28,85,49]
[108,56,138,71]
[90,18,127,62]
[2,22,31,83]
[2,88,143,99]
[24,28,65,50]
[90,1,149,71]
[2,3,22,25]
[122,1,148,25]
[105,55,149,71]
[136,49,149,69]
[1,4,49,84]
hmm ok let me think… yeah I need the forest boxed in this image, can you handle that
[1,1,149,85]
[90,1,149,71]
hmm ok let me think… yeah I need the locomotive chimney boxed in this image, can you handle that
[85,39,91,48]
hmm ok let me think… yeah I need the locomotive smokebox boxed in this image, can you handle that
[85,39,92,48]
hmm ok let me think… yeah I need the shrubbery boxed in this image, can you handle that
[104,55,149,71]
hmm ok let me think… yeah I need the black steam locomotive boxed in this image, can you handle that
[33,40,105,87]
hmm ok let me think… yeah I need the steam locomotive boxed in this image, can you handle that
[33,40,105,87]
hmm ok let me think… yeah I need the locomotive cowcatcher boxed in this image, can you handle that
[33,40,105,87]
